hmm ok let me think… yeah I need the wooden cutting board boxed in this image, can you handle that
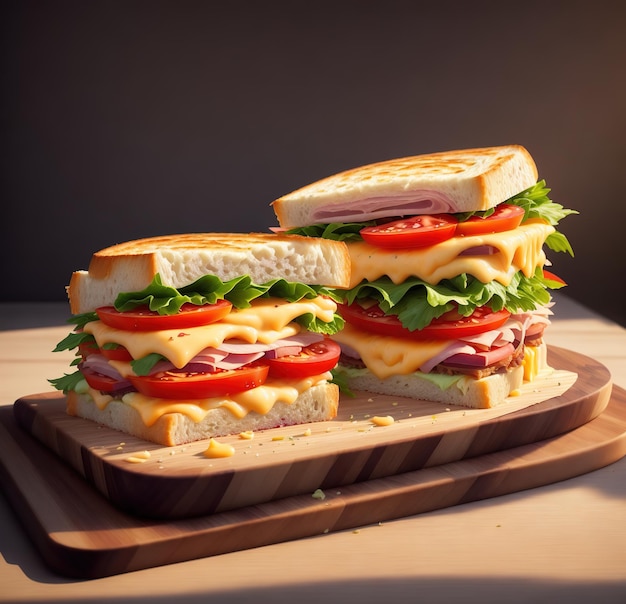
[1,380,625,579]
[10,347,612,518]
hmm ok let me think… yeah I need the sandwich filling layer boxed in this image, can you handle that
[276,170,576,408]
[52,275,346,429]
[346,220,554,288]
[83,296,337,371]
[81,372,331,426]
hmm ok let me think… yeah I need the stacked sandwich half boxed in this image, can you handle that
[272,145,576,408]
[50,233,350,445]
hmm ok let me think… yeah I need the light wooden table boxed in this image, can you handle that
[1,294,625,603]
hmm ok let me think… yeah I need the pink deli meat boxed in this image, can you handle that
[310,190,456,223]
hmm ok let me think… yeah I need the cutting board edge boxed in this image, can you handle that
[10,346,614,519]
[1,384,625,579]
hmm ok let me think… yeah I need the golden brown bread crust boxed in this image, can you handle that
[271,145,539,228]
[340,365,525,409]
[67,389,177,445]
[86,233,305,278]
[67,382,340,446]
[280,146,533,194]
[67,232,351,313]
[85,232,346,279]
[337,342,550,409]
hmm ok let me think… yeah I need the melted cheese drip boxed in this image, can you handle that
[347,220,555,287]
[84,373,330,426]
[203,439,235,458]
[84,296,336,370]
[333,324,449,379]
[522,344,550,382]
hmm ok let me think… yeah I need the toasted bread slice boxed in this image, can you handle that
[340,364,525,409]
[272,145,538,228]
[338,341,551,408]
[67,382,339,446]
[68,232,351,313]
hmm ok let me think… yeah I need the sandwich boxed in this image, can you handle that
[271,145,577,408]
[49,232,351,446]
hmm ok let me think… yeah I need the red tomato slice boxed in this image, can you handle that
[96,300,233,331]
[79,341,100,359]
[100,345,133,362]
[360,215,458,249]
[82,367,126,392]
[542,269,567,286]
[128,363,269,399]
[267,339,341,379]
[455,204,524,236]
[340,303,511,340]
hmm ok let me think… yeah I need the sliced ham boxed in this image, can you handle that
[458,325,514,350]
[81,355,126,381]
[418,317,522,371]
[147,333,326,375]
[419,342,477,374]
[310,191,456,223]
[211,352,266,371]
[217,333,323,354]
[440,342,516,368]
[337,303,553,378]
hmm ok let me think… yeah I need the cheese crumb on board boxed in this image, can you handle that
[204,438,235,459]
[371,415,395,426]
[124,450,151,464]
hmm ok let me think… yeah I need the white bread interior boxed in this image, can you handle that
[340,365,525,409]
[272,145,538,228]
[66,382,339,447]
[68,232,351,314]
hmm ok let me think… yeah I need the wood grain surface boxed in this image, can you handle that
[10,347,611,518]
[0,381,624,579]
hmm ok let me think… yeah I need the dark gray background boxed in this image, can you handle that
[2,0,625,326]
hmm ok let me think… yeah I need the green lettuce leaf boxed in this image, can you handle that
[67,312,99,329]
[48,371,86,394]
[295,312,345,335]
[52,330,95,353]
[286,221,376,242]
[343,268,555,331]
[505,180,577,256]
[329,368,356,397]
[335,365,464,391]
[131,353,166,376]
[114,274,341,313]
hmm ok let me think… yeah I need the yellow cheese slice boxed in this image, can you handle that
[332,324,449,379]
[85,373,330,426]
[347,220,555,287]
[84,296,336,369]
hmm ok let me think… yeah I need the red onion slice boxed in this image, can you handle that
[81,355,126,380]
